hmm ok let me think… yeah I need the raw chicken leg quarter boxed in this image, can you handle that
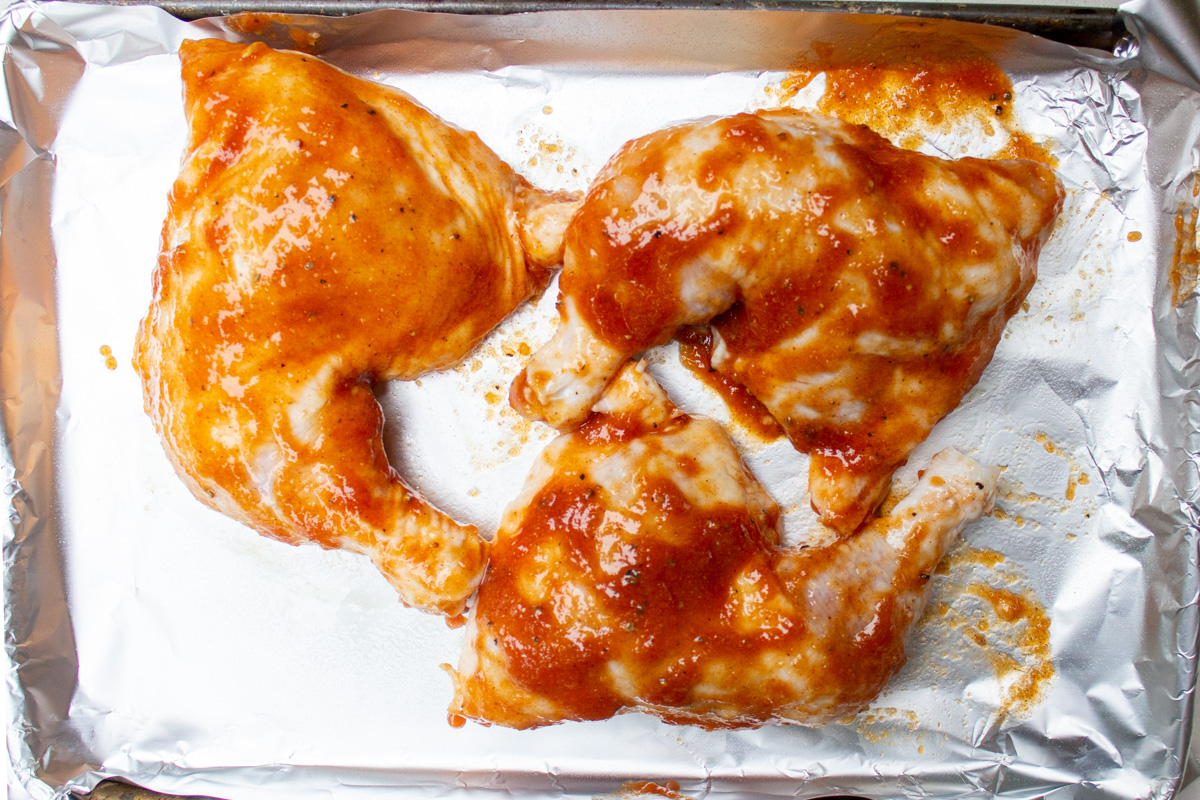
[453,363,999,729]
[135,40,576,616]
[512,109,1062,534]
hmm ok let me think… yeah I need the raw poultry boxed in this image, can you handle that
[135,40,575,616]
[512,109,1061,533]
[453,363,998,728]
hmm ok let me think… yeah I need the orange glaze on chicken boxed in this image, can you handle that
[134,39,576,616]
[451,364,998,728]
[512,110,1061,534]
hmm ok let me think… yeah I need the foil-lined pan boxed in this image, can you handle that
[2,0,1198,797]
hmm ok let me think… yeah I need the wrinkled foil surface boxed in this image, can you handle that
[2,1,1199,798]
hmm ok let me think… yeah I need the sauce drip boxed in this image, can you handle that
[675,326,783,441]
[99,344,117,371]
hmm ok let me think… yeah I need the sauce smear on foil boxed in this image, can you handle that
[1172,201,1199,306]
[774,25,1054,165]
[619,781,687,799]
[931,547,1055,720]
[967,583,1054,716]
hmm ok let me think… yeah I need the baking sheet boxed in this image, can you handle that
[2,1,1199,798]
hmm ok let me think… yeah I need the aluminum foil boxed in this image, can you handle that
[2,1,1199,798]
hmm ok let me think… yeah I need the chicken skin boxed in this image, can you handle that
[512,110,1061,534]
[451,363,998,729]
[134,39,575,616]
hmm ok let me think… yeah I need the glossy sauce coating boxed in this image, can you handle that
[134,40,574,615]
[452,364,998,728]
[513,109,1061,534]
[481,479,786,723]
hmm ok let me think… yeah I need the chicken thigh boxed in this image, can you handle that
[135,39,575,616]
[512,110,1061,534]
[451,363,997,728]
